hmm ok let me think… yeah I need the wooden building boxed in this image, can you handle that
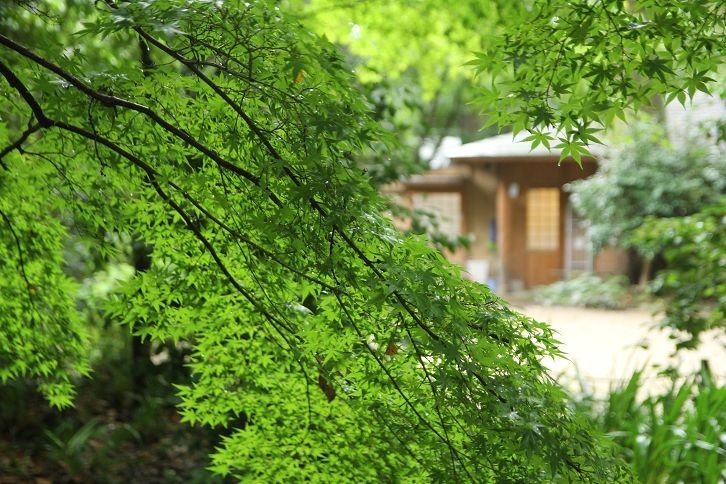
[387,132,628,292]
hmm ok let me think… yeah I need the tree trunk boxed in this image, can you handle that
[638,257,653,288]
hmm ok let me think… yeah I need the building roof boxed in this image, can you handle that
[446,131,605,161]
[384,165,470,193]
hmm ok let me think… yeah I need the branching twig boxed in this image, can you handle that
[0,121,40,169]
[0,34,269,201]
[0,208,34,298]
[135,27,445,345]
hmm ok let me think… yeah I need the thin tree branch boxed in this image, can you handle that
[0,34,269,201]
[135,28,445,344]
[0,121,40,169]
[0,60,53,126]
[0,58,302,347]
[0,208,34,298]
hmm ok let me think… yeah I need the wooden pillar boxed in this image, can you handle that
[496,179,510,292]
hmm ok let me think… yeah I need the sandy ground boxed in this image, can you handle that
[516,304,726,396]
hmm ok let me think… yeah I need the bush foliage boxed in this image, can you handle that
[631,199,726,349]
[533,273,631,310]
[568,122,726,252]
[575,366,726,484]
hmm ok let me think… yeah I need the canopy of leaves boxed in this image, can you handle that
[295,1,725,163]
[567,121,726,250]
[473,0,725,161]
[630,199,726,349]
[0,0,628,480]
[294,0,502,187]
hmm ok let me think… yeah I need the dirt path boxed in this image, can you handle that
[516,304,726,396]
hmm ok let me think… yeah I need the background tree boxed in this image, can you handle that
[567,120,726,284]
[630,199,726,349]
[296,0,501,253]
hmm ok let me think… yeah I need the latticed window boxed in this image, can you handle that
[412,192,462,237]
[526,188,560,250]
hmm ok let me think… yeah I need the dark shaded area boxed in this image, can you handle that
[0,336,231,483]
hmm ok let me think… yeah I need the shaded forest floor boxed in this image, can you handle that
[0,343,230,483]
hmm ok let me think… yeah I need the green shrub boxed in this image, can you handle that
[573,365,725,484]
[533,273,630,309]
[631,199,726,349]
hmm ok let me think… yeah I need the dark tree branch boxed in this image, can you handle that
[138,36,155,76]
[0,121,40,169]
[0,60,53,127]
[135,27,445,344]
[401,321,470,481]
[0,208,34,299]
[0,33,268,200]
[0,58,302,347]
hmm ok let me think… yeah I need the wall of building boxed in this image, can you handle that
[386,157,634,290]
[494,159,598,289]
[459,167,497,283]
[665,91,725,146]
[594,247,630,276]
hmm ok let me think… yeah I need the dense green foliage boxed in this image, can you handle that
[533,273,631,310]
[1,0,724,481]
[0,145,91,407]
[473,0,725,161]
[575,366,726,483]
[631,199,726,349]
[0,0,631,480]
